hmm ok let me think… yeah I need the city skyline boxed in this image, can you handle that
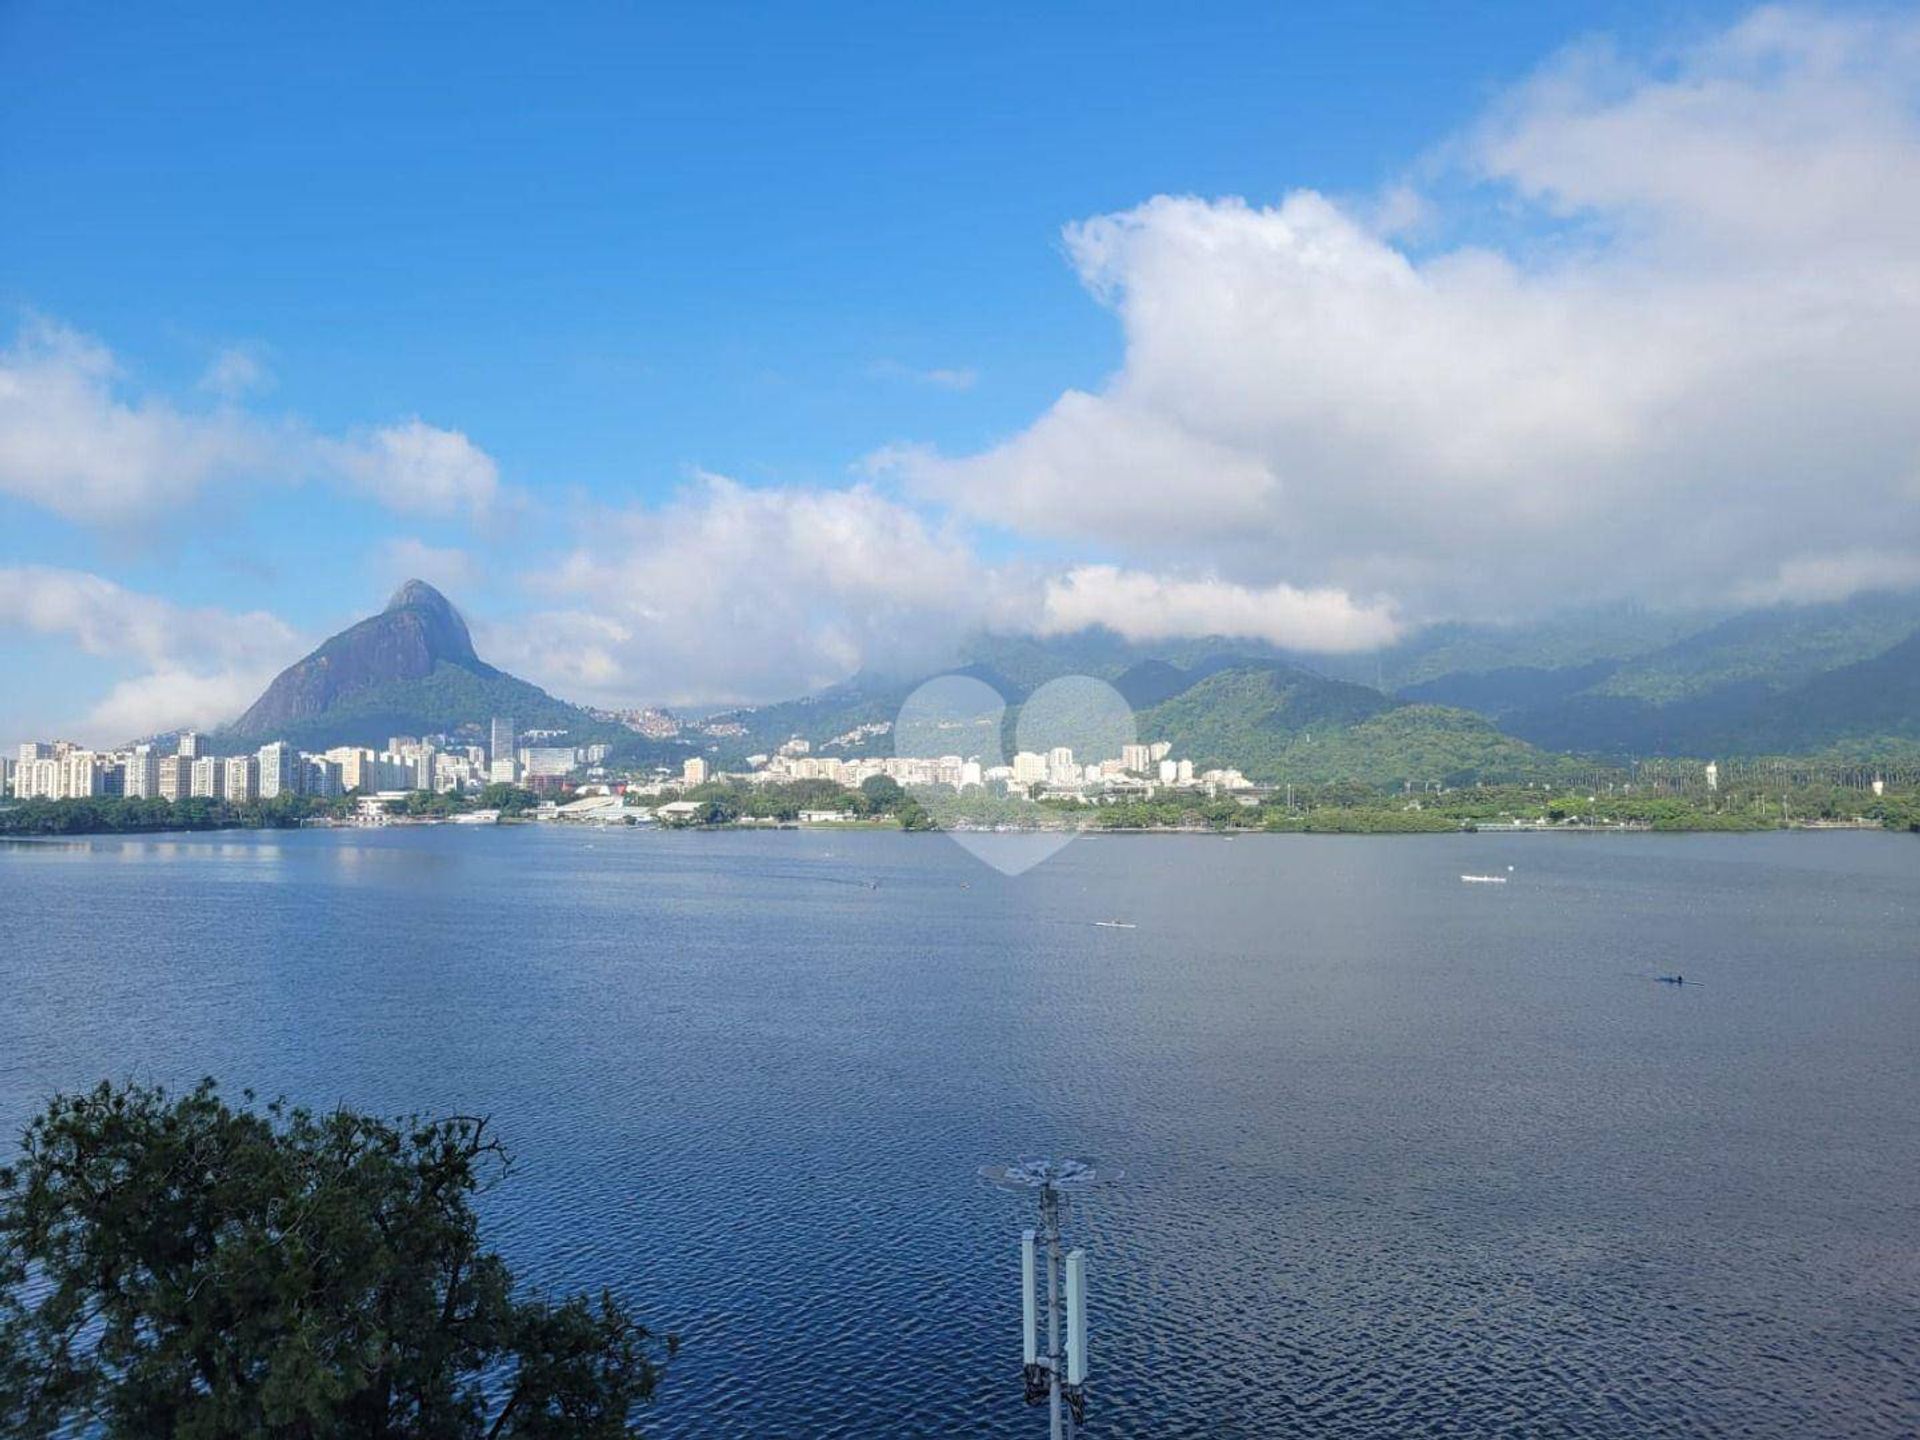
[8,3,1920,745]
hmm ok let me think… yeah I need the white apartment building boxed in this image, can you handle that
[224,755,258,804]
[257,742,301,799]
[306,758,344,798]
[13,757,63,799]
[189,756,223,799]
[156,755,189,801]
[1121,743,1152,773]
[682,757,709,786]
[124,746,159,798]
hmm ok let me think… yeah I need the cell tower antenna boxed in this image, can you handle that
[981,1157,1123,1439]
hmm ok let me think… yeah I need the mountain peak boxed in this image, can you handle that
[386,578,455,615]
[226,580,499,741]
[382,579,477,663]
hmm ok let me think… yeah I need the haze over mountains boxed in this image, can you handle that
[216,581,1920,783]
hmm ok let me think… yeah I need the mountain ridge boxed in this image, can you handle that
[221,580,609,752]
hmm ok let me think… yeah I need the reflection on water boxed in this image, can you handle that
[2,827,1916,1437]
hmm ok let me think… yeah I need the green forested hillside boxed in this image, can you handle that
[673,590,1920,777]
[1135,668,1580,785]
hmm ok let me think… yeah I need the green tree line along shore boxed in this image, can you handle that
[4,774,1915,838]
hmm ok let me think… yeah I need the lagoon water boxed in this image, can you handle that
[2,827,1916,1436]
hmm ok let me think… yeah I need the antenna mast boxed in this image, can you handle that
[982,1157,1121,1438]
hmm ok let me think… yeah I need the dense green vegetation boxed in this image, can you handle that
[0,1080,672,1437]
[0,793,335,835]
[0,785,557,835]
[1134,668,1583,786]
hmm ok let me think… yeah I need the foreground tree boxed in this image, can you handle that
[0,1081,673,1438]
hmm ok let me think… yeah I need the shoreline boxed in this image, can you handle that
[3,818,1908,842]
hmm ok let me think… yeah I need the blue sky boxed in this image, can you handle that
[5,1,1917,744]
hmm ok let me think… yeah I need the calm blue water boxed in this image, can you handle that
[2,828,1916,1437]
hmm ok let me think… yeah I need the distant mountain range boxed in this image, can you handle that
[214,581,1920,783]
[1388,590,1920,756]
[698,588,1920,781]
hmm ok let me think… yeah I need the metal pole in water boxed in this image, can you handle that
[1045,1183,1062,1440]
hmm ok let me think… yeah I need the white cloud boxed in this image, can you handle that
[0,566,298,742]
[490,475,1030,706]
[80,670,278,746]
[0,319,503,527]
[1040,566,1401,651]
[869,359,979,391]
[0,320,277,523]
[878,7,1920,621]
[1733,548,1920,606]
[373,537,479,595]
[199,345,272,399]
[327,419,500,520]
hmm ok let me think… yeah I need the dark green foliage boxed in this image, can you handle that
[858,775,905,808]
[1134,668,1579,786]
[0,794,337,836]
[0,1080,673,1439]
[1279,808,1459,834]
[475,784,542,815]
[660,778,897,825]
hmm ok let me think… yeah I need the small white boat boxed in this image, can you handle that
[1460,874,1508,884]
[1093,920,1137,929]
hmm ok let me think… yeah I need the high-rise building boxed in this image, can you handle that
[177,731,206,759]
[490,716,515,766]
[306,758,343,798]
[1121,743,1152,773]
[0,756,11,796]
[17,742,53,764]
[526,746,578,780]
[13,758,61,799]
[124,745,159,799]
[61,751,106,798]
[224,756,258,803]
[1012,751,1047,786]
[189,756,223,799]
[257,742,301,799]
[157,755,191,801]
[412,743,436,791]
[324,747,377,792]
[682,756,709,786]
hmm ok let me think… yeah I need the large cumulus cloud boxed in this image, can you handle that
[879,7,1920,621]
